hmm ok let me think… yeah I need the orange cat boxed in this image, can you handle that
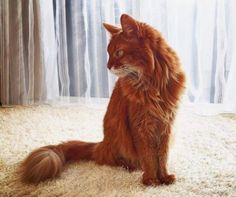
[19,14,186,186]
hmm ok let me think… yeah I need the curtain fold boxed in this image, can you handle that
[222,0,236,111]
[0,0,56,104]
[0,0,236,111]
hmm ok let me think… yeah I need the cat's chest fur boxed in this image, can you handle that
[104,78,170,133]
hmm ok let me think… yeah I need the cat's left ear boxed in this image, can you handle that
[103,23,121,35]
[120,14,138,36]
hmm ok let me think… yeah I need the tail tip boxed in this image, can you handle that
[19,146,65,183]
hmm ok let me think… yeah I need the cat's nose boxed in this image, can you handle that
[107,59,114,70]
[107,64,113,70]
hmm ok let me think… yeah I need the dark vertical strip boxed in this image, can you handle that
[8,0,23,104]
[0,1,10,105]
[22,0,29,95]
[65,0,73,95]
[66,0,87,96]
[33,1,46,102]
[210,3,218,103]
[0,1,3,104]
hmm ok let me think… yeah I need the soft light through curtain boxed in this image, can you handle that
[0,0,58,104]
[0,0,236,111]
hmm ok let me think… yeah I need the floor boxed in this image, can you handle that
[0,103,235,197]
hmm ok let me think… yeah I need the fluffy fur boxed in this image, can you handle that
[19,14,186,186]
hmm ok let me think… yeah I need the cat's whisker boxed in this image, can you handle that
[123,67,140,79]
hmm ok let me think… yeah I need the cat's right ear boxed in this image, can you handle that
[103,23,121,35]
[120,14,138,37]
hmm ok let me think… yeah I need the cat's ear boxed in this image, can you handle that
[103,23,121,35]
[120,14,138,36]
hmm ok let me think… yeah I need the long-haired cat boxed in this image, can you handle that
[19,14,186,186]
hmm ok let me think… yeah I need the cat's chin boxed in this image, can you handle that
[110,67,139,79]
[113,73,127,78]
[110,68,127,78]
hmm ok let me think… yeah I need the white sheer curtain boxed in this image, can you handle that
[0,0,58,104]
[1,0,236,112]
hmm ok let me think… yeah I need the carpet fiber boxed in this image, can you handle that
[0,103,236,197]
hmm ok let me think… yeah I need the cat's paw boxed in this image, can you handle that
[142,177,161,186]
[160,174,176,185]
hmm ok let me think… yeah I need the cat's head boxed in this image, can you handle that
[103,14,157,79]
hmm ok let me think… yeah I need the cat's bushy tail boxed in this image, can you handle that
[19,141,97,183]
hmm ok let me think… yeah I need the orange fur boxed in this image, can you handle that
[19,14,186,186]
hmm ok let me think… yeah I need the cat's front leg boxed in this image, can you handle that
[134,132,161,186]
[157,126,176,185]
[142,158,161,186]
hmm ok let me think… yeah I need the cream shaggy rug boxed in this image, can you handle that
[0,102,236,197]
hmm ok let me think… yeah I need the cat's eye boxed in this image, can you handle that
[115,49,124,58]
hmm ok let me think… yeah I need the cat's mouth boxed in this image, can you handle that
[110,65,139,79]
[110,67,127,77]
